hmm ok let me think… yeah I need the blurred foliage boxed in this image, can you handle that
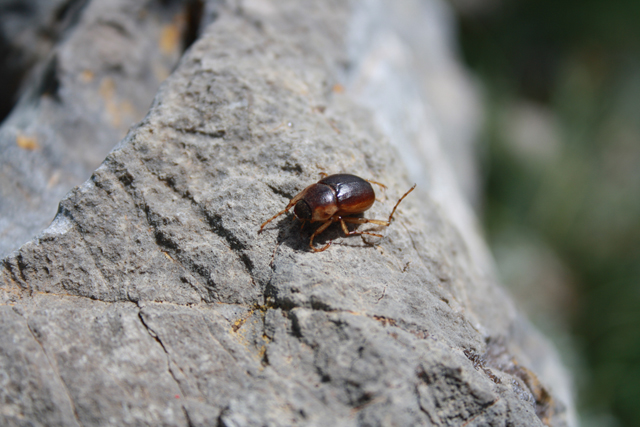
[456,0,640,426]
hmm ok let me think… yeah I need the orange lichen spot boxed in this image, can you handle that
[257,345,267,361]
[105,103,121,127]
[16,133,39,150]
[159,14,185,55]
[80,70,94,83]
[99,77,122,127]
[99,77,116,100]
[232,309,255,332]
[332,83,345,93]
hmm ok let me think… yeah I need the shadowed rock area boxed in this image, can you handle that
[0,0,198,257]
[0,0,573,426]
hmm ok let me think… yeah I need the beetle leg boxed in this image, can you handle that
[339,217,350,235]
[339,218,383,238]
[343,217,389,227]
[341,178,415,232]
[387,184,416,223]
[309,219,335,252]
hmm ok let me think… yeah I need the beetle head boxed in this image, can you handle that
[293,200,312,220]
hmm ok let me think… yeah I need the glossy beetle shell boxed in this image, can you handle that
[319,174,376,215]
[293,174,375,222]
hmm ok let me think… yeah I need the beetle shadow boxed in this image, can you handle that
[270,213,381,252]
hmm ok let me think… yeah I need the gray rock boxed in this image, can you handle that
[0,0,84,118]
[0,0,196,258]
[0,0,574,426]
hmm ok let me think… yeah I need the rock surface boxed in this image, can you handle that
[0,0,196,258]
[0,0,573,426]
[0,0,83,119]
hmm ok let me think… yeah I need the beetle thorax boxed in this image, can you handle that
[294,183,338,222]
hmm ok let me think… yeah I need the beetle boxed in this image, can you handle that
[258,173,415,252]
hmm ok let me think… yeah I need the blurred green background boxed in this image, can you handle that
[454,0,640,425]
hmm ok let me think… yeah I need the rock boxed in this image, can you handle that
[0,0,574,426]
[0,0,83,119]
[0,0,197,258]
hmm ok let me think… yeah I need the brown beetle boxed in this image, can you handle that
[259,173,415,252]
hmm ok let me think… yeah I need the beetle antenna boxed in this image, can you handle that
[387,184,416,223]
[259,209,290,233]
[259,190,307,234]
[366,179,387,190]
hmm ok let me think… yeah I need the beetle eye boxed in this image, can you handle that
[293,200,312,220]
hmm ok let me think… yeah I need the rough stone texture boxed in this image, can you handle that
[0,0,198,258]
[0,0,84,119]
[0,0,574,426]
